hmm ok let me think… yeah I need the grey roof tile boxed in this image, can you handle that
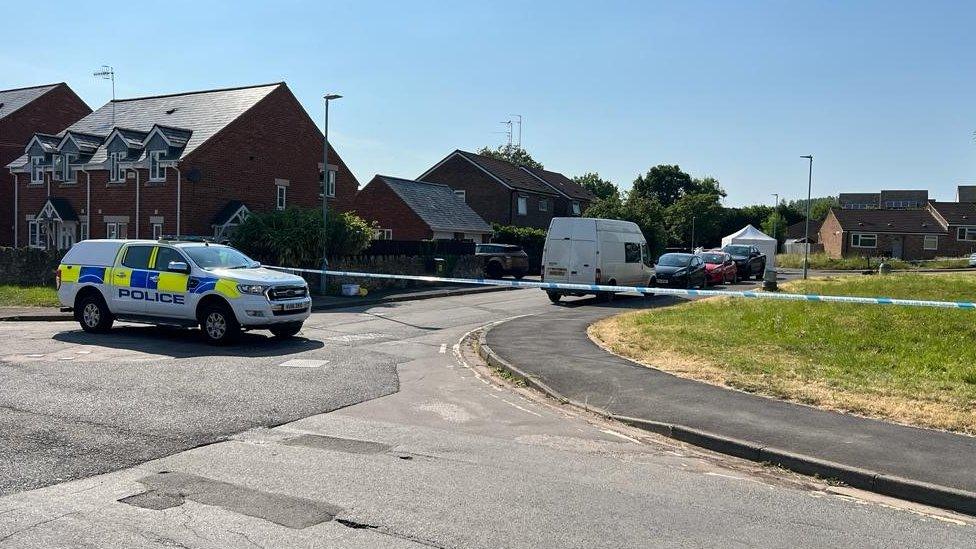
[829,208,946,234]
[523,166,595,200]
[377,175,492,233]
[456,150,558,195]
[0,83,60,120]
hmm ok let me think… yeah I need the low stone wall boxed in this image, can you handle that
[322,254,484,292]
[0,247,65,286]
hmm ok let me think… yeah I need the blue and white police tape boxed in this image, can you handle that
[268,267,976,310]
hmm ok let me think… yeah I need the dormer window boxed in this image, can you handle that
[320,168,336,198]
[109,152,125,182]
[30,156,44,184]
[149,151,165,181]
[52,153,76,182]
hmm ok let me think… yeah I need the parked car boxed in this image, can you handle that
[541,217,654,303]
[477,244,529,279]
[700,251,738,284]
[721,244,766,280]
[970,253,976,267]
[653,253,707,288]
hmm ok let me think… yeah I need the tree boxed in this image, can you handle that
[230,208,374,268]
[631,165,693,208]
[477,144,543,169]
[573,172,618,201]
[787,196,837,221]
[761,210,788,243]
[664,192,725,248]
[585,193,668,257]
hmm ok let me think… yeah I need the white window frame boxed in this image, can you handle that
[106,222,119,239]
[80,220,89,241]
[539,198,550,212]
[149,151,166,182]
[152,222,163,240]
[571,201,581,215]
[517,195,528,216]
[30,156,44,184]
[850,233,877,248]
[923,234,938,251]
[373,228,392,240]
[61,153,76,183]
[28,220,40,248]
[276,185,287,210]
[956,227,976,242]
[109,152,125,182]
[454,189,466,202]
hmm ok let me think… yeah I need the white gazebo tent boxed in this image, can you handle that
[721,225,778,268]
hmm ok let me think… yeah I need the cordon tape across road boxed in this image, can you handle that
[268,267,976,310]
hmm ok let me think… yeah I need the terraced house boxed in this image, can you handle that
[418,150,595,230]
[6,82,358,249]
[0,83,91,245]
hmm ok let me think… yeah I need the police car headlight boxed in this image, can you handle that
[237,284,267,295]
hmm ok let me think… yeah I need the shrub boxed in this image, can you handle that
[231,208,373,267]
[492,224,547,273]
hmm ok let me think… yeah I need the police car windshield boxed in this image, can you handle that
[184,246,257,270]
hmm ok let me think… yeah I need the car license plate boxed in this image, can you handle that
[283,301,306,311]
[547,267,567,276]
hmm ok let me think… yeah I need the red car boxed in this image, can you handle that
[700,251,738,284]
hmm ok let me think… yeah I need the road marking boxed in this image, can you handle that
[75,350,91,354]
[439,344,447,354]
[280,359,329,368]
[25,354,44,358]
[600,429,641,443]
[488,393,544,417]
[325,332,387,343]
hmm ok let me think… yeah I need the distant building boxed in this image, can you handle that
[0,83,91,245]
[6,82,358,249]
[418,150,595,230]
[820,186,976,259]
[354,175,492,242]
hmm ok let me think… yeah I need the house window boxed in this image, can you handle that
[152,223,163,240]
[106,222,119,239]
[957,227,976,241]
[572,201,582,216]
[539,198,550,212]
[850,233,877,248]
[109,152,125,182]
[624,242,641,263]
[453,232,465,241]
[28,221,40,247]
[53,154,76,182]
[80,221,89,241]
[149,151,166,181]
[276,185,287,210]
[923,235,938,251]
[454,190,466,202]
[30,157,44,184]
[517,195,528,216]
[320,169,336,198]
[373,228,392,240]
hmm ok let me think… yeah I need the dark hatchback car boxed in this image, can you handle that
[476,244,530,279]
[653,253,707,288]
[721,244,766,280]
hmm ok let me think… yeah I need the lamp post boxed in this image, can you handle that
[320,93,342,295]
[771,192,779,252]
[800,155,814,279]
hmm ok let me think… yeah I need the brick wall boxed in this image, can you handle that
[351,179,431,240]
[1,84,91,245]
[819,212,843,257]
[938,227,976,257]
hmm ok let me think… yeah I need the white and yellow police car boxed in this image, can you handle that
[57,239,311,345]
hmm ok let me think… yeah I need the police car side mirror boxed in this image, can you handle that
[167,261,191,274]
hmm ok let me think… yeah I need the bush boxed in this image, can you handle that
[776,252,970,271]
[230,208,373,267]
[492,224,547,274]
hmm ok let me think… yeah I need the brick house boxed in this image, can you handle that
[820,186,976,259]
[418,150,595,230]
[6,82,358,249]
[354,175,492,242]
[0,83,91,245]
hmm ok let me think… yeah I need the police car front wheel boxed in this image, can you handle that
[78,294,113,334]
[199,304,241,345]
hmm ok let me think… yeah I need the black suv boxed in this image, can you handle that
[721,244,767,280]
[476,244,529,279]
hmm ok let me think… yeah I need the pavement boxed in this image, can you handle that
[482,293,976,515]
[1,286,974,547]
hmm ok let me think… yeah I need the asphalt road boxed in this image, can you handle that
[1,278,973,548]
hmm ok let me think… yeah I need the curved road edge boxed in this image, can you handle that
[476,319,976,517]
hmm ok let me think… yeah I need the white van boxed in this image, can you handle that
[540,217,654,302]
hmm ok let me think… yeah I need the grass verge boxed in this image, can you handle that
[776,252,970,271]
[589,273,976,434]
[0,285,59,307]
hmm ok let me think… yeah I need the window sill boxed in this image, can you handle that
[105,182,127,188]
[59,182,78,188]
[27,182,44,187]
[145,181,166,187]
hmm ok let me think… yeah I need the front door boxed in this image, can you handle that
[891,237,903,259]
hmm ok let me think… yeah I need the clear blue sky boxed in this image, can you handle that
[4,1,975,206]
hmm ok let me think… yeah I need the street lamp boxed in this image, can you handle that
[800,155,814,279]
[320,93,342,295]
[771,192,779,251]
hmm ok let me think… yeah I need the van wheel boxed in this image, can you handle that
[78,294,113,334]
[546,291,562,303]
[270,322,303,338]
[200,303,241,345]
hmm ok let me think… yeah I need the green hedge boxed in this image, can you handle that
[492,224,547,274]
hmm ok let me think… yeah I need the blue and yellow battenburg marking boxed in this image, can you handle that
[61,261,241,300]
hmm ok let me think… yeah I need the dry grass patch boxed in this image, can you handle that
[590,274,976,434]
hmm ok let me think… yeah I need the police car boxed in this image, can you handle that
[57,239,311,345]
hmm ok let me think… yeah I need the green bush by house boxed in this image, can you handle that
[231,208,373,267]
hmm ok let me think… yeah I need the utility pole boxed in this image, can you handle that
[691,216,696,251]
[771,193,779,252]
[500,120,513,147]
[800,155,814,279]
[320,93,342,295]
[93,66,116,125]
